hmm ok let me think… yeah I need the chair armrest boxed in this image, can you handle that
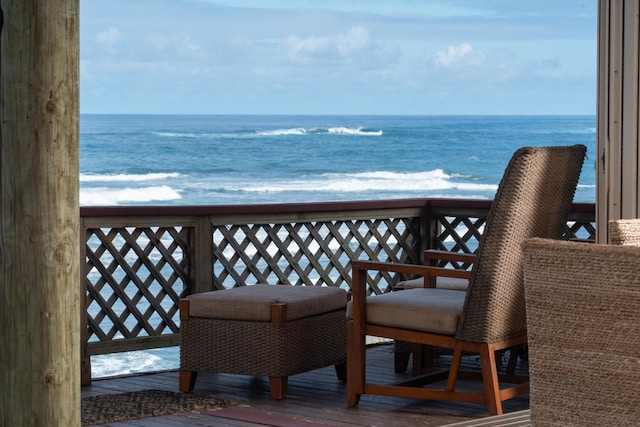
[420,250,474,287]
[349,260,470,322]
[423,249,476,265]
[351,260,469,294]
[352,259,471,278]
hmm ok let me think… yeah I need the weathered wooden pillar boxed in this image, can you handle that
[597,0,640,242]
[0,1,80,426]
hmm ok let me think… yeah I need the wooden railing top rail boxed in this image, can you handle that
[79,198,595,218]
[80,198,432,217]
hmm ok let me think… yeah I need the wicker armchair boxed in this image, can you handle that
[346,145,586,416]
[523,238,640,425]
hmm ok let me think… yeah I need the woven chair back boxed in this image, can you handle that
[456,145,586,343]
[609,218,640,245]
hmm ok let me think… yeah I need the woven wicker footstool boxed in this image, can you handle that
[179,284,348,399]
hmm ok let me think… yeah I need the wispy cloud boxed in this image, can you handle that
[95,27,121,52]
[433,43,485,68]
[284,26,371,64]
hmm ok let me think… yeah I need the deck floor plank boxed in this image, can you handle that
[82,344,529,426]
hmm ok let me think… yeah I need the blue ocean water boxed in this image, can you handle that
[80,115,596,207]
[83,114,596,378]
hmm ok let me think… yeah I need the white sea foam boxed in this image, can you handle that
[153,132,201,138]
[327,126,383,136]
[255,127,382,136]
[153,131,239,139]
[80,172,180,182]
[153,127,383,138]
[236,169,497,194]
[91,347,179,378]
[257,128,310,136]
[80,185,181,205]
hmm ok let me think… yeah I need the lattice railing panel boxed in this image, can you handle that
[430,213,596,269]
[79,201,596,377]
[85,226,192,343]
[432,215,486,269]
[212,217,421,294]
[564,220,596,241]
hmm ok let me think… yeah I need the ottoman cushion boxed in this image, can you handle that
[187,284,347,322]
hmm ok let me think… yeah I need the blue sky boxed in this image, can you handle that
[80,1,597,115]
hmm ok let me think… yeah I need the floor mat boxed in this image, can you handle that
[81,389,234,425]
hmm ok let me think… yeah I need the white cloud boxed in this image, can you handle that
[96,27,121,48]
[285,26,371,64]
[433,43,485,68]
[149,32,205,60]
[285,35,329,63]
[336,26,371,56]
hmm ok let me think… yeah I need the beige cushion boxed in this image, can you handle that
[187,284,347,322]
[347,288,465,335]
[395,276,469,291]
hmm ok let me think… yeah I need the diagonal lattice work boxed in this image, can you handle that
[85,226,192,344]
[432,215,486,269]
[430,213,596,271]
[212,217,422,295]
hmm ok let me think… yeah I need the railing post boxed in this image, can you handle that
[193,216,214,294]
[80,217,92,385]
[422,201,438,252]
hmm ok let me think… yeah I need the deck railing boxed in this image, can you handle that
[80,198,595,383]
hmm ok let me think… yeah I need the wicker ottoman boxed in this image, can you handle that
[179,284,348,399]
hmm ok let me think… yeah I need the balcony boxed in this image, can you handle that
[79,198,593,425]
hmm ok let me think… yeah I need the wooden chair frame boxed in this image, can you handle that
[347,260,528,415]
[394,250,474,374]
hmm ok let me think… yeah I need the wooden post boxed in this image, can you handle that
[0,1,80,426]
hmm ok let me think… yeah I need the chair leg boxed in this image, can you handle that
[411,344,437,375]
[505,345,520,375]
[411,343,424,375]
[394,351,410,373]
[446,344,464,392]
[179,369,198,392]
[269,376,288,399]
[479,344,503,416]
[335,361,347,382]
[346,321,363,406]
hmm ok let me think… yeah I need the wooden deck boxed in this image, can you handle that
[82,343,529,426]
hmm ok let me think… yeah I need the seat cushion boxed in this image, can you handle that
[187,284,347,322]
[395,276,469,291]
[347,288,466,335]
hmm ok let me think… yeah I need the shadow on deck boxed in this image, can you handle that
[81,343,529,426]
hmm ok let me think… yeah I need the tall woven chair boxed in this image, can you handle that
[523,238,640,425]
[347,145,586,415]
[609,218,640,245]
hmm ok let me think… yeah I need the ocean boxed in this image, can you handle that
[82,114,596,377]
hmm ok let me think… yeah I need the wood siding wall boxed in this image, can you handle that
[597,0,640,242]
